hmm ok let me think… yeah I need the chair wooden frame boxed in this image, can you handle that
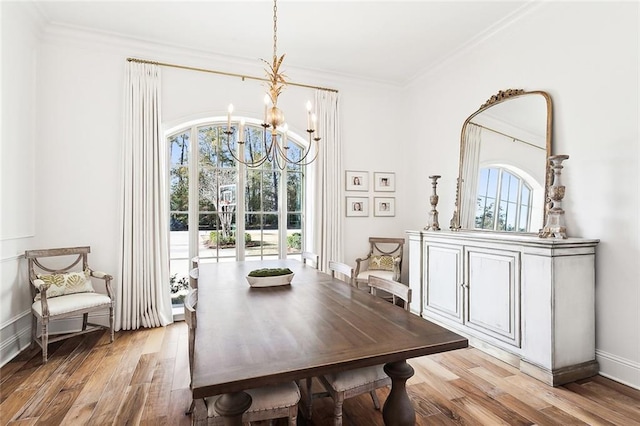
[184,289,300,425]
[328,261,354,286]
[354,237,405,288]
[368,275,412,311]
[303,260,356,420]
[25,246,114,363]
[302,251,319,269]
[313,275,412,425]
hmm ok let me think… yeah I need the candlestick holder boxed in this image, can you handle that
[539,155,570,239]
[425,175,441,231]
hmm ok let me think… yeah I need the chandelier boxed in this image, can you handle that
[224,0,320,169]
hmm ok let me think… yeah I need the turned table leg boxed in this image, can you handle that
[213,391,252,426]
[382,360,415,426]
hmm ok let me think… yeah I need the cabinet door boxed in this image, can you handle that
[465,247,521,347]
[424,243,463,322]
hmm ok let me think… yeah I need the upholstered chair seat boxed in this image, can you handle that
[320,364,389,393]
[204,382,301,418]
[31,292,112,316]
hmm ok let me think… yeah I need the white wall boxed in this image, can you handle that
[401,1,639,388]
[2,1,637,389]
[0,2,40,364]
[0,1,404,364]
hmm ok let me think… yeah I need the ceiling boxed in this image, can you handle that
[33,1,533,85]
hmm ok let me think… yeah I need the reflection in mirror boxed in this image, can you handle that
[454,90,552,233]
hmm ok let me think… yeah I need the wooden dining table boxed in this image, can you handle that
[191,259,468,425]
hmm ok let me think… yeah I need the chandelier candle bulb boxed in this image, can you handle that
[311,113,317,133]
[306,101,312,130]
[239,119,245,143]
[227,104,233,130]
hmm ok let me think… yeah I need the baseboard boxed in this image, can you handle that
[0,311,111,367]
[520,359,599,386]
[0,314,32,367]
[596,349,640,390]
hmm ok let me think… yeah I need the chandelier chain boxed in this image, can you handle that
[273,0,278,62]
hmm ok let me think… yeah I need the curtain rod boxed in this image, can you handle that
[126,57,338,93]
[469,121,545,151]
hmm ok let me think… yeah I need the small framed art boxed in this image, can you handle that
[374,197,395,217]
[345,170,369,191]
[374,172,395,192]
[346,197,369,217]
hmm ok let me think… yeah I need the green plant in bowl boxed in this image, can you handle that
[246,268,295,287]
[248,268,293,277]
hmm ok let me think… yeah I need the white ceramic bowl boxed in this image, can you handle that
[246,273,294,287]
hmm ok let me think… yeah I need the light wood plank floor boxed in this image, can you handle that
[1,323,639,425]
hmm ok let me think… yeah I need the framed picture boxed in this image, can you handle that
[346,197,369,217]
[374,197,395,217]
[345,170,369,191]
[374,172,395,192]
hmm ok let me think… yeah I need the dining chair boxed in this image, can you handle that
[184,289,301,425]
[189,267,199,289]
[302,251,319,269]
[303,260,355,420]
[328,260,354,286]
[25,246,115,363]
[316,275,412,425]
[354,237,405,289]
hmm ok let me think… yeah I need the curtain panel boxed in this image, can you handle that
[460,123,482,228]
[117,61,172,330]
[310,90,343,272]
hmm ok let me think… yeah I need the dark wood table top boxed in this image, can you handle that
[192,259,467,399]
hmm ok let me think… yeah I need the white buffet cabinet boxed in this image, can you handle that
[407,230,599,386]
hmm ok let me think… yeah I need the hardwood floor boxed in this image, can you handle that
[1,323,639,426]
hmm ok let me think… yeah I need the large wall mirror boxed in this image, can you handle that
[452,89,552,233]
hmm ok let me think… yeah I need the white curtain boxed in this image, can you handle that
[308,90,342,272]
[460,123,482,228]
[117,61,172,330]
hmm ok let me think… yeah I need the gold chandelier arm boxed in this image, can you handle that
[224,130,271,168]
[272,134,320,168]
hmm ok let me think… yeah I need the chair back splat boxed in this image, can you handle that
[302,251,319,269]
[328,261,354,286]
[368,275,412,311]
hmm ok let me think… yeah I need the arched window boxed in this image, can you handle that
[167,120,306,305]
[475,167,532,232]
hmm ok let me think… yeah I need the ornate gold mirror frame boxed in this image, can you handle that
[451,89,552,233]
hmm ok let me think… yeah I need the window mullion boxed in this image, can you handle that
[189,126,199,261]
[237,134,246,261]
[279,162,287,259]
[494,169,504,230]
